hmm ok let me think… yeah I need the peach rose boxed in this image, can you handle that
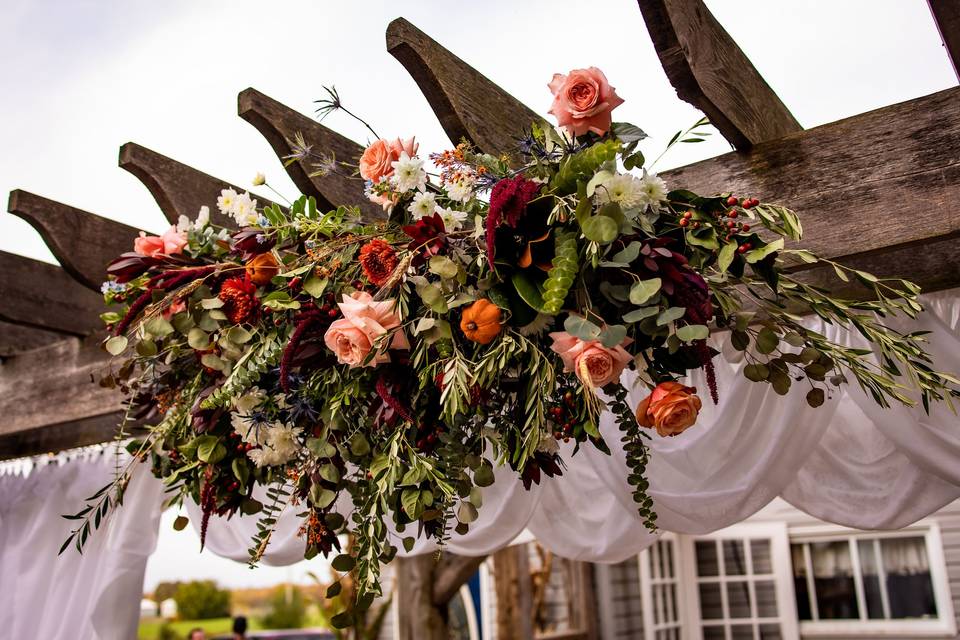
[548,67,624,136]
[635,382,702,437]
[133,226,187,257]
[323,291,410,367]
[549,331,633,389]
[359,137,418,183]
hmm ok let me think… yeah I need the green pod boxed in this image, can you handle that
[551,139,621,195]
[542,231,579,314]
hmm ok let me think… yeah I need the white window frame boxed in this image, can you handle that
[679,522,800,640]
[639,534,685,640]
[789,521,956,638]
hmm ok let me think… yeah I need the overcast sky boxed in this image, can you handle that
[1,0,955,590]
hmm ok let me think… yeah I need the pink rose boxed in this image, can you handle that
[548,67,624,136]
[359,137,418,183]
[133,226,187,257]
[323,291,410,367]
[635,382,702,437]
[549,330,633,388]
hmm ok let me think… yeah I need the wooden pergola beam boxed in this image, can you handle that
[929,0,960,80]
[7,190,143,292]
[119,142,253,228]
[0,323,64,359]
[0,252,103,335]
[237,88,381,220]
[386,18,546,157]
[661,87,960,286]
[636,0,802,148]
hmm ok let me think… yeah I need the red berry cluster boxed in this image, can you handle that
[550,391,577,442]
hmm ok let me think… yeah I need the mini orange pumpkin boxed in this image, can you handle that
[245,252,280,286]
[460,299,502,344]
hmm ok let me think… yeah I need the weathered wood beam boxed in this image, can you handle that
[432,553,486,606]
[0,336,127,459]
[395,555,448,640]
[7,190,142,292]
[661,87,960,290]
[119,142,256,228]
[637,0,802,149]
[237,88,380,220]
[493,545,534,640]
[0,323,63,359]
[386,18,545,157]
[0,252,103,335]
[929,0,960,80]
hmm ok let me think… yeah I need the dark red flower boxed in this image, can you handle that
[485,176,542,266]
[636,240,713,324]
[359,239,399,286]
[231,228,275,260]
[107,252,161,283]
[402,213,448,265]
[218,276,259,324]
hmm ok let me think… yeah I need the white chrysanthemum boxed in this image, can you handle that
[232,192,260,227]
[231,413,267,446]
[445,175,475,203]
[247,447,281,468]
[234,387,266,414]
[636,171,668,210]
[195,205,210,229]
[217,188,238,215]
[390,152,427,193]
[265,424,303,463]
[176,214,192,233]
[596,174,645,208]
[436,206,468,231]
[408,191,438,220]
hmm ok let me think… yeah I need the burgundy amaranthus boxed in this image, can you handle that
[485,175,542,267]
[113,265,218,336]
[199,469,216,549]
[280,307,328,393]
[358,239,398,286]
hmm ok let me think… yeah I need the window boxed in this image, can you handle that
[789,524,956,636]
[640,537,683,640]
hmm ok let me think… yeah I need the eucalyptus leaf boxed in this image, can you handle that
[105,335,128,355]
[563,315,602,341]
[581,215,619,244]
[676,324,709,342]
[656,307,687,326]
[599,324,628,348]
[629,278,662,305]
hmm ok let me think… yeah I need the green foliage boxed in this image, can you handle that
[541,231,578,314]
[260,585,307,629]
[173,581,230,621]
[551,138,620,194]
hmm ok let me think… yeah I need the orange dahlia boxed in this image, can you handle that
[359,239,398,286]
[219,276,258,324]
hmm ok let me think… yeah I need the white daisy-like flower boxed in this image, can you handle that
[436,206,468,231]
[216,188,238,215]
[252,172,266,186]
[176,214,192,233]
[232,192,260,227]
[445,174,475,203]
[596,173,645,208]
[390,152,427,193]
[248,447,281,468]
[265,423,303,463]
[195,205,210,229]
[408,191,438,220]
[636,171,668,210]
[231,413,267,446]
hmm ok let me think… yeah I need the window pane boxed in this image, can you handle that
[727,581,752,618]
[702,626,726,640]
[790,544,812,620]
[725,540,748,575]
[699,582,724,619]
[730,624,754,640]
[697,540,719,576]
[881,537,937,619]
[751,539,773,574]
[664,540,675,579]
[653,584,663,624]
[811,541,859,619]
[759,624,782,639]
[755,580,778,618]
[857,541,885,619]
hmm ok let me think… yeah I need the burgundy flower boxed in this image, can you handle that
[402,212,448,265]
[485,176,542,266]
[107,252,161,283]
[636,241,713,324]
[232,228,276,260]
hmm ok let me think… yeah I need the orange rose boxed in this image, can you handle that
[635,382,701,437]
[548,67,624,136]
[359,137,418,183]
[245,252,280,286]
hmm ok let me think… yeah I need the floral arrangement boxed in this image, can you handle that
[66,67,958,623]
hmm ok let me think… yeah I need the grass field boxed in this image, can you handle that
[138,616,266,639]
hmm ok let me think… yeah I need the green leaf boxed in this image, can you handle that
[429,255,459,279]
[349,433,370,457]
[326,582,342,598]
[105,335,128,355]
[806,388,825,407]
[311,486,336,509]
[629,278,662,305]
[319,463,340,483]
[232,458,249,486]
[676,324,709,342]
[622,306,660,323]
[611,122,648,143]
[227,326,252,344]
[306,438,337,458]
[717,242,737,273]
[756,328,779,354]
[686,227,719,250]
[173,515,189,531]
[303,273,328,298]
[143,316,174,338]
[656,307,687,326]
[511,271,546,312]
[599,324,628,348]
[586,169,615,198]
[200,297,224,309]
[563,315,602,341]
[731,330,750,351]
[417,283,448,313]
[474,463,495,488]
[457,501,479,524]
[746,238,784,263]
[332,554,355,572]
[187,327,211,350]
[608,241,642,266]
[330,612,354,629]
[401,489,422,519]
[581,215,619,244]
[196,436,226,464]
[743,363,770,382]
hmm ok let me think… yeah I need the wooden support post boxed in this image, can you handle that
[0,252,103,335]
[119,142,263,228]
[237,88,381,220]
[493,545,534,640]
[7,190,144,291]
[386,18,545,157]
[636,0,802,149]
[928,0,960,80]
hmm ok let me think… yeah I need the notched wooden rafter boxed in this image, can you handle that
[238,87,380,219]
[0,322,63,359]
[637,0,802,148]
[7,190,142,292]
[928,0,960,80]
[386,17,545,157]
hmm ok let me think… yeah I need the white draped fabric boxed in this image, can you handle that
[0,451,164,640]
[193,289,960,566]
